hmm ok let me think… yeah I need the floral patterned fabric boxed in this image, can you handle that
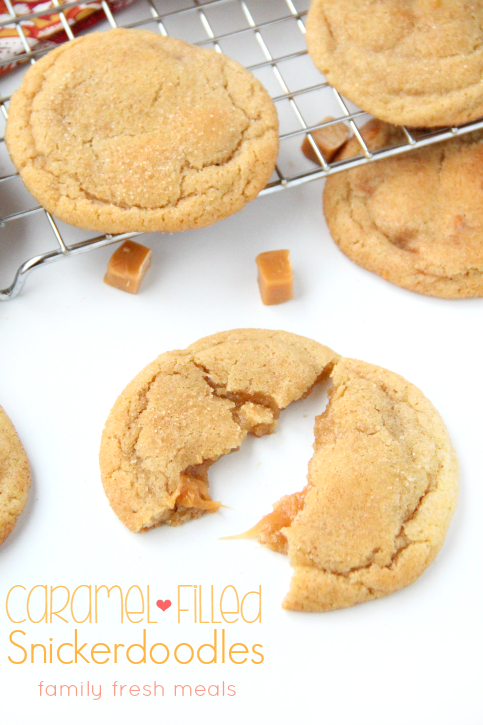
[0,0,138,75]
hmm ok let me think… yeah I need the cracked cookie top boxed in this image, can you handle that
[99,331,457,612]
[5,29,279,234]
[0,406,30,546]
[99,330,338,532]
[283,358,458,611]
[323,120,483,298]
[306,0,483,127]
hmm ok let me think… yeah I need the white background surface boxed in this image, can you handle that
[1,177,482,725]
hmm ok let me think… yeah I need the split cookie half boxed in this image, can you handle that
[99,330,337,531]
[252,358,458,611]
[99,330,458,611]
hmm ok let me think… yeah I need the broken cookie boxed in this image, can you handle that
[99,331,458,612]
[241,358,458,612]
[99,329,337,531]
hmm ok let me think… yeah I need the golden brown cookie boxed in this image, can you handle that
[0,406,30,546]
[100,330,458,612]
[306,0,483,127]
[99,330,338,532]
[5,29,279,234]
[323,120,483,298]
[279,358,458,611]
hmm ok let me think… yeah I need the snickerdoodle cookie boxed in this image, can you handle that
[5,29,279,234]
[0,406,30,545]
[100,329,458,612]
[323,120,483,298]
[99,330,338,532]
[306,0,483,127]
[259,358,458,612]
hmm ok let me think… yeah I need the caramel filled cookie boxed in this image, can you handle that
[306,0,483,127]
[99,330,338,532]
[323,120,483,298]
[100,330,458,612]
[0,406,30,545]
[254,359,458,612]
[5,29,279,234]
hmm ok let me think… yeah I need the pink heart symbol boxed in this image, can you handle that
[156,599,171,612]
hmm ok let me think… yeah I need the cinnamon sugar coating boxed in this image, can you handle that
[5,29,279,234]
[99,330,337,532]
[306,0,483,127]
[0,406,30,546]
[99,329,457,613]
[324,120,483,298]
[283,358,458,611]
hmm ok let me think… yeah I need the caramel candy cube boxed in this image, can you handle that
[301,116,350,164]
[104,240,152,294]
[256,249,293,305]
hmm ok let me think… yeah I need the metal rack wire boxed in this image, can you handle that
[2,0,483,300]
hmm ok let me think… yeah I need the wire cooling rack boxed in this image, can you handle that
[2,0,483,300]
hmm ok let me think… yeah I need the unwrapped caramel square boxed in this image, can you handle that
[301,116,350,164]
[104,240,152,294]
[256,249,293,305]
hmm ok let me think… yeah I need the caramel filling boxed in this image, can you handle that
[176,473,221,512]
[224,490,307,554]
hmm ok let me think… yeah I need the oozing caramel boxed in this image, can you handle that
[224,490,307,554]
[176,473,221,512]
